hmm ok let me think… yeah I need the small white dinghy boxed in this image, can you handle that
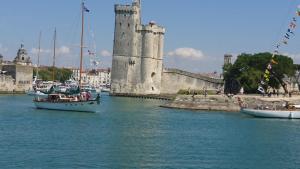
[241,108,300,119]
[27,90,48,97]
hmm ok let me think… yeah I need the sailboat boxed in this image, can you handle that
[27,32,48,97]
[33,2,100,113]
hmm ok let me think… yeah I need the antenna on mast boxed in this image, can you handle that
[36,31,42,80]
[52,28,56,82]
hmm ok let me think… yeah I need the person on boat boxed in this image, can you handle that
[72,95,78,102]
[80,92,86,101]
[96,93,100,104]
[86,91,91,101]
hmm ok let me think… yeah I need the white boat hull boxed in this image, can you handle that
[241,108,300,119]
[101,88,110,92]
[34,100,99,113]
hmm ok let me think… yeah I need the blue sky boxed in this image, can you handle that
[1,0,300,73]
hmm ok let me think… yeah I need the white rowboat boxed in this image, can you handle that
[241,108,300,119]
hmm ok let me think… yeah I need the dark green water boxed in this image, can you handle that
[0,94,300,169]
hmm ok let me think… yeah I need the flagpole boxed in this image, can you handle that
[79,1,85,88]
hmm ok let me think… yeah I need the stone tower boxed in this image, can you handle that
[111,0,165,95]
[224,54,232,65]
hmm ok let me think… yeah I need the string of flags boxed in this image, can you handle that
[258,5,300,94]
[88,50,101,67]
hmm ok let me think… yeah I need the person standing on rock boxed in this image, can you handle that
[203,87,207,98]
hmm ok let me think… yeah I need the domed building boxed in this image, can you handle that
[13,44,32,66]
[0,44,33,93]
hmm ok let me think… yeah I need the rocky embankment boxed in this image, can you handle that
[161,94,300,112]
[161,95,241,112]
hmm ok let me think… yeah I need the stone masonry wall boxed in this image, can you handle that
[0,75,15,92]
[161,69,224,94]
[1,64,33,92]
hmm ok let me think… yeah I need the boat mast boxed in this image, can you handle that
[52,28,56,82]
[36,31,41,80]
[79,1,85,87]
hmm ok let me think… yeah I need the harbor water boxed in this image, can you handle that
[0,94,300,169]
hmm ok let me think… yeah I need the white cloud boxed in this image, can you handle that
[31,48,51,55]
[31,46,70,55]
[57,46,70,55]
[100,50,111,57]
[164,48,224,73]
[167,47,205,59]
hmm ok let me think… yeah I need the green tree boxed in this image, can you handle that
[223,52,295,94]
[33,67,73,82]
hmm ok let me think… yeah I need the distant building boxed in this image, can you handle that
[0,44,33,93]
[0,54,3,64]
[224,54,233,65]
[71,68,111,88]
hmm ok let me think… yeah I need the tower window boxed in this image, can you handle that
[119,23,122,27]
[128,23,130,28]
[151,72,156,78]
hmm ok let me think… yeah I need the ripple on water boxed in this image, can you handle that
[0,94,300,169]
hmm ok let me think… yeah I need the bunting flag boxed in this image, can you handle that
[258,86,265,94]
[258,4,300,94]
[288,29,295,35]
[271,59,278,65]
[286,33,290,37]
[293,17,297,22]
[265,69,270,75]
[290,22,297,29]
[284,35,290,39]
[88,50,95,55]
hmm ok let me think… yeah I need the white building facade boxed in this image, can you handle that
[71,68,111,88]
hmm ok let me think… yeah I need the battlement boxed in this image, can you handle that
[136,23,165,34]
[115,4,139,14]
